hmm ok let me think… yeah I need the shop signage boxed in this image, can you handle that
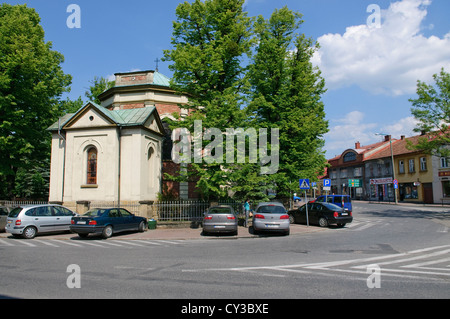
[370,177,393,185]
[438,171,450,177]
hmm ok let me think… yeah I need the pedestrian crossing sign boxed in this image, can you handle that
[299,179,310,190]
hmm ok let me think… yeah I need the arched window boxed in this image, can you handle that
[343,152,357,163]
[87,147,97,184]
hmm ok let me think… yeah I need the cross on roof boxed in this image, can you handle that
[154,58,160,72]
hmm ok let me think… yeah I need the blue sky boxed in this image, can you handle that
[5,0,450,158]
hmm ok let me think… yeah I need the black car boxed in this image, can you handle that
[288,202,353,227]
[71,207,147,239]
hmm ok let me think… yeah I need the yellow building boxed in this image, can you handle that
[393,135,434,203]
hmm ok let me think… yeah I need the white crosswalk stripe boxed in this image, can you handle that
[0,237,186,249]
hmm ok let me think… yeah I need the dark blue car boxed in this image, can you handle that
[70,207,147,239]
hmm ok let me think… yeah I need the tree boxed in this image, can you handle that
[85,76,115,105]
[163,0,253,200]
[247,7,329,197]
[410,68,450,157]
[0,4,72,198]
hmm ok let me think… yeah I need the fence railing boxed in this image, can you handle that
[0,199,246,222]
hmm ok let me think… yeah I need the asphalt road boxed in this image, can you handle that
[0,201,448,301]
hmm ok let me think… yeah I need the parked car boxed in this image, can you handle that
[202,205,238,235]
[0,206,11,232]
[252,202,290,235]
[288,202,353,227]
[311,195,352,213]
[70,207,147,239]
[5,204,77,239]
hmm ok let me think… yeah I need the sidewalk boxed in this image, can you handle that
[0,223,325,241]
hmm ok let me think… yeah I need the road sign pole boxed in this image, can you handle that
[305,190,309,227]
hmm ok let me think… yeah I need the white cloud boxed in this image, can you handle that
[325,111,377,157]
[312,0,450,96]
[325,112,421,158]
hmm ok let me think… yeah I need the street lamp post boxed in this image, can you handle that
[375,133,398,204]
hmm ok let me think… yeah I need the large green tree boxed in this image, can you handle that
[247,7,328,197]
[410,68,450,157]
[163,0,253,200]
[164,1,328,201]
[0,4,72,198]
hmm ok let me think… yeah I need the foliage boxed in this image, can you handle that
[0,4,71,199]
[409,68,450,157]
[248,7,328,197]
[164,1,329,200]
[85,76,115,105]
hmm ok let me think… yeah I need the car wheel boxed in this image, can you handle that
[138,221,145,232]
[289,215,295,224]
[102,225,113,239]
[318,217,328,227]
[22,226,37,239]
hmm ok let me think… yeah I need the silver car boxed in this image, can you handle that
[252,202,290,235]
[6,204,77,239]
[0,206,10,232]
[202,205,238,235]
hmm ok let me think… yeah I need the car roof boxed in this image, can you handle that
[256,202,285,207]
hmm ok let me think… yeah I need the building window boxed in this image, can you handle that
[420,157,427,171]
[343,152,356,162]
[442,181,450,197]
[87,147,97,185]
[408,159,415,173]
[399,160,405,174]
[354,167,362,177]
[440,157,449,168]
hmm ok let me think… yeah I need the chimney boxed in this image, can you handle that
[384,135,391,142]
[355,141,361,149]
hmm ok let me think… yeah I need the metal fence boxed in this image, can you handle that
[0,200,48,208]
[152,200,244,222]
[0,199,245,222]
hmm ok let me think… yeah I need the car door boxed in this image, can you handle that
[119,209,138,231]
[107,208,123,231]
[52,206,75,232]
[0,207,8,231]
[33,206,57,233]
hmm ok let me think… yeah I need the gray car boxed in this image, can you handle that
[0,206,10,232]
[6,204,77,239]
[202,205,238,235]
[252,202,290,235]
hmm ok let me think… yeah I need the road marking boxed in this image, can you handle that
[114,240,145,247]
[76,240,107,247]
[99,241,124,247]
[14,240,36,247]
[0,239,14,246]
[132,240,164,246]
[51,239,83,247]
[33,239,59,247]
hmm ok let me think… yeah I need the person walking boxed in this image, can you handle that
[244,199,251,228]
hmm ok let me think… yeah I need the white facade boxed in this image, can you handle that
[48,102,164,207]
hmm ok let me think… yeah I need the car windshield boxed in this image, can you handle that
[8,207,23,218]
[83,209,106,217]
[208,207,233,214]
[257,205,286,214]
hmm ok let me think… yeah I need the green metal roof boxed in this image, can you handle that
[153,71,171,87]
[48,102,157,131]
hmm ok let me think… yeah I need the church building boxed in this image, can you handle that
[47,70,195,212]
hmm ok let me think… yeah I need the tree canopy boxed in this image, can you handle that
[164,1,329,200]
[0,4,72,198]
